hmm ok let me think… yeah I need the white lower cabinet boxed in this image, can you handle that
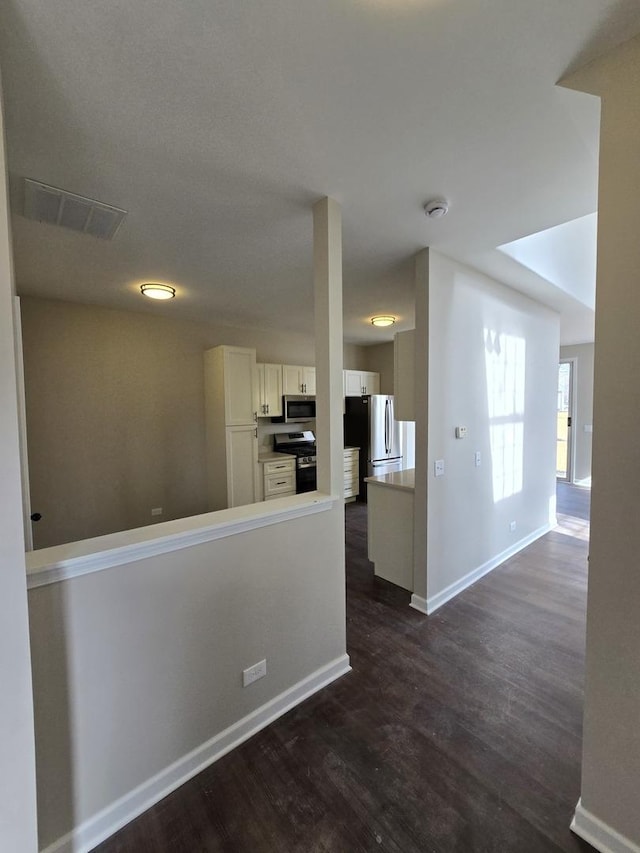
[263,457,296,500]
[225,425,259,508]
[344,447,360,500]
[367,475,414,591]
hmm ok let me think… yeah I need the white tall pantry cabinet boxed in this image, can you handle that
[204,345,258,511]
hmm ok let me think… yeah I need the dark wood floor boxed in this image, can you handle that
[94,486,593,852]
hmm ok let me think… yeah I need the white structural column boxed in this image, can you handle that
[411,249,429,606]
[563,36,640,853]
[313,196,344,498]
[0,67,39,851]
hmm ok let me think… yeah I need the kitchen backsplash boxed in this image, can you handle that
[258,419,316,450]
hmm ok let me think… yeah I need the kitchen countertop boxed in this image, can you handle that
[260,449,359,462]
[258,451,295,463]
[365,468,415,492]
[344,445,359,451]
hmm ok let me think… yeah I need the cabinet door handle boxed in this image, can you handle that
[254,428,258,438]
[266,403,270,414]
[254,411,258,422]
[276,480,286,486]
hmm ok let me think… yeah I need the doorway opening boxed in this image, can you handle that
[557,359,574,481]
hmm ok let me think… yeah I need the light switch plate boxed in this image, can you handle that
[434,459,445,477]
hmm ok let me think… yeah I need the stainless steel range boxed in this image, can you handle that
[273,430,317,494]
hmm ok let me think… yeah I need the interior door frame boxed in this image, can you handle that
[557,357,576,483]
[13,297,33,550]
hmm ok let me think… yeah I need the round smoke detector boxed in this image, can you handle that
[424,199,449,219]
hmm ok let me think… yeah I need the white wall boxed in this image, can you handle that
[425,252,559,607]
[564,34,640,850]
[560,342,594,485]
[363,342,394,394]
[29,506,347,849]
[0,68,38,851]
[343,342,368,371]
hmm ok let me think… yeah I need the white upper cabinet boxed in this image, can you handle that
[364,371,380,395]
[221,346,258,425]
[283,365,315,395]
[302,366,316,395]
[344,370,364,397]
[343,370,380,397]
[256,363,283,417]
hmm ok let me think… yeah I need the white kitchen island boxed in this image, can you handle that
[364,468,414,591]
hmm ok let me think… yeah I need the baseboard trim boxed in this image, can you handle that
[40,654,351,853]
[410,523,552,616]
[409,594,428,614]
[571,799,640,853]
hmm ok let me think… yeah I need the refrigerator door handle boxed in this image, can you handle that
[385,399,392,454]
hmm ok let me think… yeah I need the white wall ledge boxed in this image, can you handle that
[26,492,337,590]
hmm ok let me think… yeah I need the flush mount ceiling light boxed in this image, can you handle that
[371,315,396,327]
[424,198,449,219]
[140,283,176,300]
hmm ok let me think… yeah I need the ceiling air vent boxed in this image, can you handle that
[22,178,127,240]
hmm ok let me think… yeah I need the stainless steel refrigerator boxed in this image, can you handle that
[344,395,403,501]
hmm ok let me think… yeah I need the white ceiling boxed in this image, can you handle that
[499,214,597,312]
[1,0,639,345]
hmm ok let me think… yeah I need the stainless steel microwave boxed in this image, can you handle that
[274,395,316,423]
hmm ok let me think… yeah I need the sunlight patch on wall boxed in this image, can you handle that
[485,330,525,503]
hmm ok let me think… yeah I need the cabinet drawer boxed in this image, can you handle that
[344,483,360,499]
[264,472,296,497]
[343,459,358,475]
[264,458,295,476]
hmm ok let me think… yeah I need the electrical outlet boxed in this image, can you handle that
[474,451,481,467]
[510,520,517,532]
[151,507,163,517]
[455,426,468,439]
[434,459,445,477]
[243,659,267,687]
